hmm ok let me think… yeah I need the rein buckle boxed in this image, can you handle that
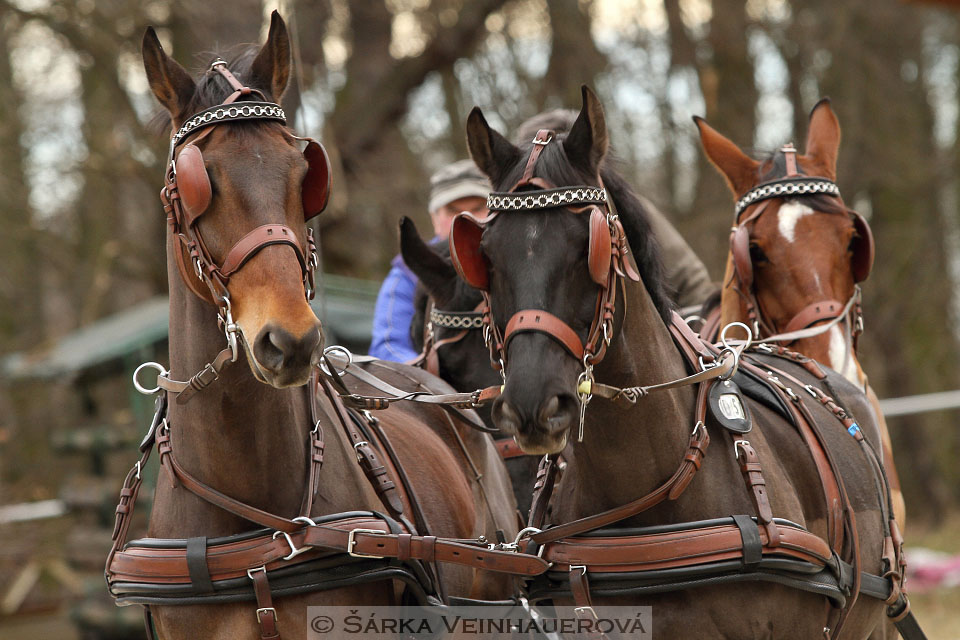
[347,528,388,559]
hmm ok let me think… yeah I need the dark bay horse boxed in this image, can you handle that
[400,218,541,518]
[694,101,905,529]
[113,13,516,639]
[456,87,905,638]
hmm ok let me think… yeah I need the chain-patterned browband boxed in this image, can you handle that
[735,177,840,218]
[487,186,606,212]
[173,102,287,147]
[429,308,485,330]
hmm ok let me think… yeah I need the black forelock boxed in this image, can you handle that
[184,47,267,114]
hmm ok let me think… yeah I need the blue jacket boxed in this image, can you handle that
[369,253,419,361]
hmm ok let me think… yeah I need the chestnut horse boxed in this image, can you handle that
[694,101,905,529]
[457,87,906,638]
[118,13,516,639]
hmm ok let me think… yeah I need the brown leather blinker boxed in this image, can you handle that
[174,139,333,224]
[851,212,874,283]
[588,207,612,286]
[449,212,490,291]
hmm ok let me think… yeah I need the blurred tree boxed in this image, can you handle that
[0,12,38,351]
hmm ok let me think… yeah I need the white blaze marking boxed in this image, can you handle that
[777,201,814,243]
[828,326,861,386]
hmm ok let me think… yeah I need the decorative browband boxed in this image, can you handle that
[487,186,607,212]
[735,178,841,218]
[173,102,287,147]
[429,308,485,330]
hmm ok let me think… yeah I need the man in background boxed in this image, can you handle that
[369,160,491,361]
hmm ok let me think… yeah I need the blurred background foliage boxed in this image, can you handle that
[1,0,959,523]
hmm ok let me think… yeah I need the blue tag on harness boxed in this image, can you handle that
[847,423,861,437]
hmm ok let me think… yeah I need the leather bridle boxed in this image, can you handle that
[728,144,872,348]
[449,129,640,438]
[153,59,324,401]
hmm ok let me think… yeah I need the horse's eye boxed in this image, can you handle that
[848,233,860,252]
[749,242,768,264]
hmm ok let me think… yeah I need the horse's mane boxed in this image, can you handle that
[495,138,675,323]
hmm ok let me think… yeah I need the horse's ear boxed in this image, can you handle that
[693,116,760,197]
[564,86,608,176]
[466,107,520,187]
[141,27,196,120]
[250,11,291,100]
[804,98,840,180]
[399,217,458,302]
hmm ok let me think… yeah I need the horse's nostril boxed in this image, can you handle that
[253,324,322,374]
[540,396,560,421]
[494,400,522,435]
[539,393,577,432]
[254,327,291,373]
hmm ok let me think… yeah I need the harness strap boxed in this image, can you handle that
[157,347,235,405]
[530,386,709,546]
[320,375,406,516]
[249,567,281,640]
[735,441,780,547]
[528,455,561,530]
[569,567,607,640]
[520,129,554,184]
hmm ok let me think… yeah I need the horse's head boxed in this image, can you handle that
[399,217,499,396]
[143,13,328,388]
[456,87,616,454]
[696,100,873,386]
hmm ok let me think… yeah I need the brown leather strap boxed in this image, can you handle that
[220,224,306,277]
[531,413,709,545]
[735,440,780,547]
[504,309,584,361]
[519,129,554,184]
[248,567,281,639]
[569,567,606,639]
[783,143,798,177]
[782,299,845,335]
[159,441,301,533]
[319,375,405,516]
[158,347,235,405]
[528,455,560,530]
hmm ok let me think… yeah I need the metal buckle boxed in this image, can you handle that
[347,528,388,558]
[733,439,750,461]
[256,607,276,624]
[532,132,553,145]
[573,605,600,621]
